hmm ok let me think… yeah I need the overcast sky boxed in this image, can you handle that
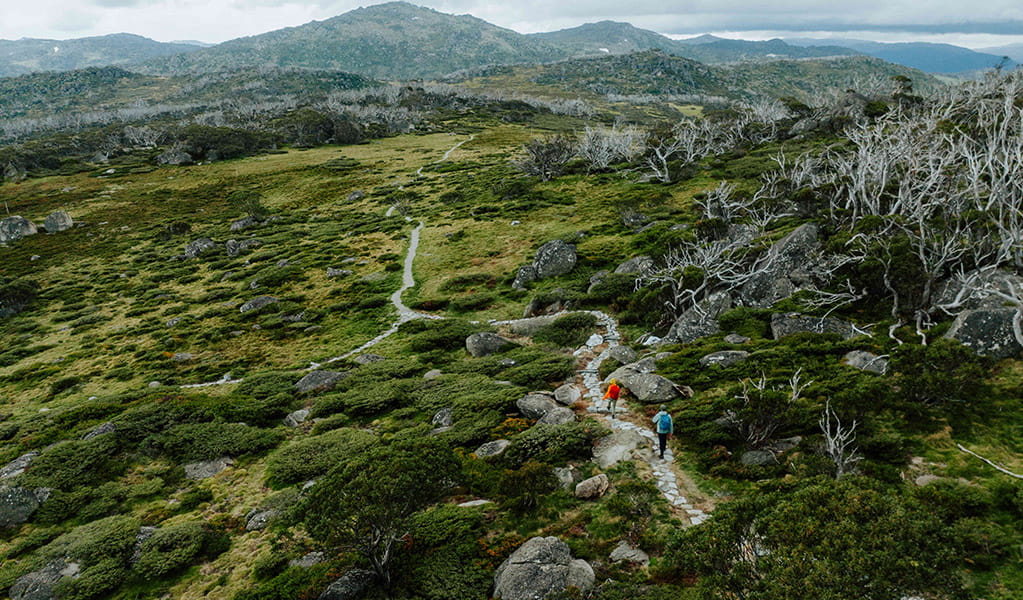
[4,0,1023,49]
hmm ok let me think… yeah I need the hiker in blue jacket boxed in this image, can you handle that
[652,404,673,460]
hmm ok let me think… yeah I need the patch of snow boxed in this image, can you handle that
[599,47,610,53]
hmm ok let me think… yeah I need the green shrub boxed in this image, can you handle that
[504,421,606,467]
[404,319,489,352]
[134,521,211,578]
[54,558,127,600]
[396,504,492,600]
[532,313,598,348]
[311,378,417,418]
[265,427,376,487]
[143,422,284,462]
[718,307,772,339]
[19,436,122,491]
[503,355,575,389]
[40,514,140,566]
[499,460,559,514]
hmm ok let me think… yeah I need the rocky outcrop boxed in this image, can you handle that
[770,312,861,340]
[184,237,218,258]
[593,429,650,469]
[0,216,38,244]
[517,393,557,420]
[295,370,348,395]
[662,292,732,344]
[944,308,1022,359]
[226,239,263,257]
[504,315,559,337]
[43,211,74,233]
[82,422,116,440]
[317,568,375,600]
[843,351,889,374]
[607,345,638,365]
[699,351,749,368]
[739,450,776,466]
[230,216,262,232]
[432,408,453,428]
[156,148,193,165]
[239,295,279,313]
[513,240,577,289]
[614,255,654,276]
[475,439,511,458]
[183,457,233,480]
[245,508,280,531]
[739,224,822,308]
[493,537,594,600]
[284,409,310,428]
[0,486,51,526]
[466,332,515,357]
[574,474,610,499]
[554,383,581,406]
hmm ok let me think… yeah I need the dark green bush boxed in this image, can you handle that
[19,436,122,491]
[143,422,284,462]
[499,460,559,514]
[396,504,492,600]
[265,427,376,487]
[404,319,489,353]
[532,313,598,348]
[134,521,212,578]
[503,354,575,389]
[504,421,606,467]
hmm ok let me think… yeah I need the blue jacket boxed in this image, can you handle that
[653,411,673,434]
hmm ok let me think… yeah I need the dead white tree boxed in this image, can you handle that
[819,400,862,479]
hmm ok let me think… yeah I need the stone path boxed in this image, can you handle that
[572,311,712,526]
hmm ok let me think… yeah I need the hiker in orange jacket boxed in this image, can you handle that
[603,378,622,418]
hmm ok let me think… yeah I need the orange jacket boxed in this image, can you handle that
[603,383,621,401]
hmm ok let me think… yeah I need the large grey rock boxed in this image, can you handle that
[10,559,80,600]
[239,295,279,313]
[504,315,559,337]
[553,383,581,406]
[475,439,511,458]
[43,211,73,233]
[226,239,263,257]
[317,568,375,600]
[739,223,822,308]
[724,333,751,344]
[82,422,116,440]
[295,370,348,395]
[574,474,610,499]
[770,313,861,340]
[945,308,1022,359]
[537,407,575,425]
[0,452,38,480]
[843,351,889,374]
[936,269,1023,311]
[284,409,310,428]
[512,265,538,290]
[533,240,577,280]
[326,267,354,278]
[593,430,650,469]
[662,292,732,344]
[0,216,37,244]
[603,363,683,404]
[517,393,558,420]
[699,351,750,368]
[493,537,594,600]
[466,332,515,357]
[614,255,654,275]
[0,486,51,526]
[184,237,218,258]
[607,345,638,365]
[609,540,650,566]
[183,457,233,480]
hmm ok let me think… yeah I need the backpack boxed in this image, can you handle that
[658,412,671,431]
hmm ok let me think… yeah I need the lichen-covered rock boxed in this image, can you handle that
[466,332,515,357]
[770,312,861,340]
[10,559,80,600]
[184,237,218,258]
[432,407,453,428]
[183,457,233,480]
[724,333,750,344]
[537,407,575,425]
[0,452,39,480]
[245,508,280,531]
[662,292,732,344]
[699,351,750,368]
[944,308,1022,359]
[740,450,776,466]
[43,211,74,233]
[512,265,538,290]
[230,216,261,231]
[533,240,577,280]
[0,486,51,526]
[493,537,594,600]
[614,255,654,275]
[0,216,37,244]
[842,351,889,374]
[603,364,684,404]
[82,422,116,440]
[575,474,610,499]
[504,315,559,337]
[295,370,348,395]
[475,439,511,458]
[317,568,375,600]
[284,409,310,428]
[517,393,557,420]
[607,345,638,365]
[609,540,650,566]
[239,295,279,313]
[740,223,822,308]
[553,383,581,406]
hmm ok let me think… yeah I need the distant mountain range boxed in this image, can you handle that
[0,2,1013,83]
[785,37,1017,74]
[0,33,201,78]
[977,43,1023,63]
